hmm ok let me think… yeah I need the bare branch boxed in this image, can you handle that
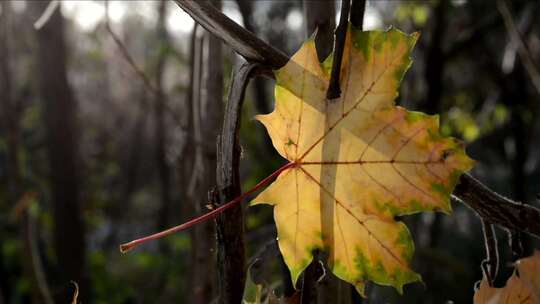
[350,0,366,31]
[104,0,158,94]
[497,0,540,94]
[480,219,498,287]
[326,0,351,100]
[216,60,260,303]
[33,0,59,30]
[172,0,288,68]
[508,230,524,260]
[103,0,183,126]
[444,12,500,60]
[455,174,540,238]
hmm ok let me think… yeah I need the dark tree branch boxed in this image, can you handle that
[508,230,524,260]
[216,61,260,304]
[173,0,288,68]
[235,0,272,114]
[480,219,498,286]
[300,251,324,304]
[443,1,532,61]
[350,0,366,29]
[454,174,540,238]
[444,12,501,61]
[326,0,351,100]
[497,0,540,95]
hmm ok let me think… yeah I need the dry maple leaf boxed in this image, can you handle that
[118,24,474,296]
[251,25,474,295]
[474,250,540,304]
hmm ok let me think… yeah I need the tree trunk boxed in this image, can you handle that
[1,3,54,304]
[154,0,173,241]
[181,26,208,303]
[424,0,448,251]
[105,89,149,248]
[186,10,224,300]
[33,1,88,301]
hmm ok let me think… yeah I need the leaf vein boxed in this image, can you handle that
[299,167,408,268]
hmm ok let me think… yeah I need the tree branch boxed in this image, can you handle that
[497,0,540,95]
[350,0,366,29]
[508,229,524,260]
[216,60,260,303]
[454,174,540,238]
[104,0,183,126]
[33,0,59,30]
[480,219,498,287]
[173,0,288,68]
[444,12,501,61]
[326,0,351,100]
[174,0,540,240]
[104,0,158,93]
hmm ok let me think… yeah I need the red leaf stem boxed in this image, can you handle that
[120,161,296,253]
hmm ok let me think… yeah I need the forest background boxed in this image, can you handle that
[0,0,539,303]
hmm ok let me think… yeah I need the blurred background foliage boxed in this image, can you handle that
[0,0,539,303]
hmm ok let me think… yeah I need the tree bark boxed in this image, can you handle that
[154,0,173,240]
[216,61,259,304]
[195,2,226,299]
[181,25,214,304]
[33,1,88,301]
[0,4,53,303]
[350,0,366,29]
[173,0,288,69]
[424,0,448,250]
[187,2,226,299]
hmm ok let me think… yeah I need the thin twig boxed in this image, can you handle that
[508,229,524,260]
[33,0,59,30]
[70,281,79,304]
[326,0,351,100]
[497,0,540,95]
[103,0,183,126]
[480,219,498,287]
[104,0,158,94]
[444,12,500,60]
[350,0,366,30]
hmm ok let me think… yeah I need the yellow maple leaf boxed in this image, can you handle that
[251,25,474,295]
[474,251,540,304]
